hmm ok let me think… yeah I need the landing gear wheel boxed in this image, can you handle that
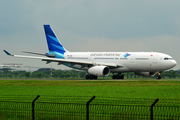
[120,75,124,79]
[112,75,116,79]
[116,75,120,79]
[93,76,98,79]
[90,75,94,80]
[156,76,161,80]
[112,74,124,79]
[86,75,90,80]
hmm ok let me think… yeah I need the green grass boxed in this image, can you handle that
[0,79,180,99]
[0,79,180,119]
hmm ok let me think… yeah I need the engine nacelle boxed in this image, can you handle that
[88,66,110,77]
[134,72,156,77]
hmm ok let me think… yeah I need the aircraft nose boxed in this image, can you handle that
[173,60,177,67]
[165,59,177,70]
[170,60,177,68]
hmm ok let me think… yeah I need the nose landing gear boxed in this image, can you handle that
[156,71,162,80]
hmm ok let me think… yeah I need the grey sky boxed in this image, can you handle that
[1,0,180,70]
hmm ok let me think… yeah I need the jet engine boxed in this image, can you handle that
[88,66,110,77]
[134,72,156,77]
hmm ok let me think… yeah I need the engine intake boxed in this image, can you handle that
[88,66,110,77]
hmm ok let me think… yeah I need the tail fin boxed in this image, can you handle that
[44,25,68,54]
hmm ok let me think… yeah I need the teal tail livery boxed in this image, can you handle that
[44,25,68,58]
[3,25,177,80]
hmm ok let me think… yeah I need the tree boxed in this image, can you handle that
[37,72,43,78]
[13,71,19,78]
[80,71,86,78]
[53,73,58,78]
[25,72,31,78]
[8,74,13,78]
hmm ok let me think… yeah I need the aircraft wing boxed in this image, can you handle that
[3,50,121,67]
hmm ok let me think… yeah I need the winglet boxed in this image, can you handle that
[3,50,13,56]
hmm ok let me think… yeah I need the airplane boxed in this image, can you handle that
[3,25,177,80]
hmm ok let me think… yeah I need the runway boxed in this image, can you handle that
[0,78,179,81]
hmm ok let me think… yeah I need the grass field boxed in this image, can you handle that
[0,79,180,99]
[1,79,180,119]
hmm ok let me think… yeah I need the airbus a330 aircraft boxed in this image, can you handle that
[4,25,177,79]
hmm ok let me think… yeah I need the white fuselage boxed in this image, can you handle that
[4,25,177,79]
[64,52,177,73]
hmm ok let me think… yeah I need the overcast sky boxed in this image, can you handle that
[1,0,180,71]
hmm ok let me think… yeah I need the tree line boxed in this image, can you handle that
[0,69,180,79]
[0,69,87,79]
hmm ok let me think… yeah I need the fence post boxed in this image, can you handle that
[86,96,95,120]
[32,95,40,120]
[151,98,159,120]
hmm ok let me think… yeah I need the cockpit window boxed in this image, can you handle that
[164,58,173,60]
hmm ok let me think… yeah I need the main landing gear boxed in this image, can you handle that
[86,75,98,80]
[156,71,162,80]
[112,74,124,79]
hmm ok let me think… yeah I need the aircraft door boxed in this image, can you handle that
[151,54,159,70]
[153,54,158,63]
[89,55,93,62]
[149,55,153,70]
[130,55,134,63]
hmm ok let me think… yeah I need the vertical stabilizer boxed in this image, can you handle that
[44,25,68,54]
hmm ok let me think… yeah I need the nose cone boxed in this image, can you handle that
[172,60,177,67]
[165,60,177,70]
[168,60,177,69]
